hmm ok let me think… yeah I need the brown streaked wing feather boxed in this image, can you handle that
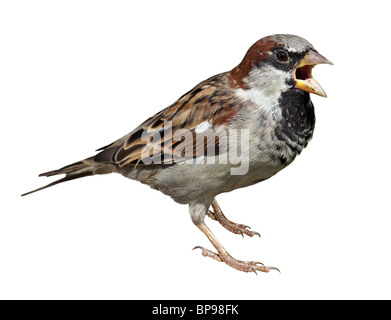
[95,73,243,167]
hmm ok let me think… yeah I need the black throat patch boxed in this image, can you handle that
[274,88,316,154]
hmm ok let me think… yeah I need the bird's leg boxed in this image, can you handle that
[207,199,260,238]
[193,222,278,274]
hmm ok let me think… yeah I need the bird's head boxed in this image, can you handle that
[229,34,332,97]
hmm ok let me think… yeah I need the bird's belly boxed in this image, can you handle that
[129,153,289,204]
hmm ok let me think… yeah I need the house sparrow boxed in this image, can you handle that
[23,34,332,273]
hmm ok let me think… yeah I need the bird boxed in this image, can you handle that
[22,34,332,274]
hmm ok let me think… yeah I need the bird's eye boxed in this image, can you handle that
[276,51,289,62]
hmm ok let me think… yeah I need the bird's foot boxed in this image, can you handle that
[207,209,261,238]
[193,246,279,274]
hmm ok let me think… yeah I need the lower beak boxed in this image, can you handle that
[294,50,333,97]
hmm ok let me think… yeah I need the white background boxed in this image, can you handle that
[1,0,390,300]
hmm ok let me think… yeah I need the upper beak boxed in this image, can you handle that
[294,50,333,97]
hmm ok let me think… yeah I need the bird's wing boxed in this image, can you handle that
[94,74,245,167]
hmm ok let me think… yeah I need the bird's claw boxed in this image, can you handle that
[221,222,261,238]
[246,261,280,274]
[236,224,261,238]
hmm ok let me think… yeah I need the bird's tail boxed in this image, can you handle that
[21,157,115,196]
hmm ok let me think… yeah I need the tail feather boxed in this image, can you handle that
[38,161,88,177]
[21,171,93,197]
[21,158,109,197]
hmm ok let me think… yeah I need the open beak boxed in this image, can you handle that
[294,50,333,97]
